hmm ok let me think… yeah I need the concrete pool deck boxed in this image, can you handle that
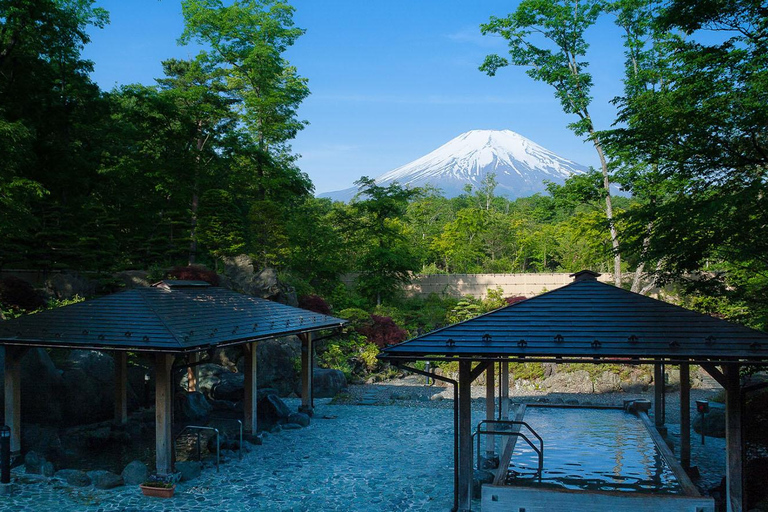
[1,381,726,512]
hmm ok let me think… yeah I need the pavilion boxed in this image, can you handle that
[0,280,345,475]
[379,270,768,512]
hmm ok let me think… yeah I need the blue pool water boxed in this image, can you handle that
[501,407,682,494]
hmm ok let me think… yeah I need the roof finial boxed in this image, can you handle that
[569,269,601,282]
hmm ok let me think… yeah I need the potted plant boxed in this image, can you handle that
[139,476,176,498]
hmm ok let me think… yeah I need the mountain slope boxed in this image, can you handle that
[320,129,589,201]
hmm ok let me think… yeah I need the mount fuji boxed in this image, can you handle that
[319,129,590,202]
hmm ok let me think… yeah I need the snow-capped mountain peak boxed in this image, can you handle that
[321,129,588,201]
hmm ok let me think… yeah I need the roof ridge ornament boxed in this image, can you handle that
[569,269,601,282]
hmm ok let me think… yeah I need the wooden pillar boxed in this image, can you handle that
[485,363,495,457]
[654,362,665,429]
[155,353,175,476]
[187,352,199,392]
[114,351,128,425]
[724,364,744,512]
[3,347,24,453]
[500,361,509,420]
[457,361,473,512]
[243,342,258,433]
[679,362,691,469]
[300,333,314,416]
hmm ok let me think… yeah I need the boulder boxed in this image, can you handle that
[309,368,347,398]
[219,255,297,306]
[542,370,593,394]
[594,371,622,393]
[176,391,213,421]
[45,272,96,300]
[60,350,125,426]
[87,470,123,489]
[176,461,202,482]
[542,363,557,379]
[24,451,46,474]
[21,425,63,463]
[257,394,292,431]
[195,364,245,401]
[287,412,310,428]
[257,337,300,396]
[693,406,726,438]
[20,349,64,425]
[113,270,152,289]
[83,427,111,449]
[55,469,91,487]
[121,460,148,486]
[42,462,55,477]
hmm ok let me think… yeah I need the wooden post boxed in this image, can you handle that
[187,352,199,392]
[679,362,691,469]
[724,364,744,512]
[500,361,509,420]
[3,347,24,453]
[243,342,258,433]
[155,353,175,476]
[458,361,473,512]
[654,362,665,430]
[485,363,495,457]
[300,333,314,416]
[114,351,128,425]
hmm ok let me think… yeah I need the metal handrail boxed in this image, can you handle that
[211,418,244,460]
[473,419,544,474]
[174,425,220,471]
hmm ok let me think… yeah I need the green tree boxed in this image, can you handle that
[480,0,623,286]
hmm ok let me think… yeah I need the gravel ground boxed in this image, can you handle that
[1,377,727,511]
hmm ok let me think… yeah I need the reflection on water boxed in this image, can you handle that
[503,408,682,494]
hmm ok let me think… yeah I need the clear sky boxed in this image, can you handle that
[83,0,628,194]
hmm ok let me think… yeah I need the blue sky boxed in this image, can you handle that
[83,1,628,194]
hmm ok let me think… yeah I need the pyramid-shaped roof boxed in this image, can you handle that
[380,279,768,364]
[0,281,345,353]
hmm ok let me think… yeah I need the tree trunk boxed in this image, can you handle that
[590,132,621,287]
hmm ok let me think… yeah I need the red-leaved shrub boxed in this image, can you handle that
[298,294,332,315]
[167,265,220,286]
[505,296,527,305]
[0,276,46,311]
[358,315,407,348]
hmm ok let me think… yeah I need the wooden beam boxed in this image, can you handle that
[243,342,258,433]
[186,352,200,392]
[3,347,26,453]
[299,333,314,416]
[680,362,691,469]
[701,363,727,389]
[485,363,495,457]
[155,353,175,476]
[492,404,527,486]
[654,363,665,429]
[114,351,128,425]
[724,364,744,512]
[500,362,509,421]
[458,361,473,512]
[469,361,490,383]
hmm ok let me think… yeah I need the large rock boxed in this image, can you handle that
[219,255,297,306]
[121,460,148,486]
[24,451,46,475]
[309,368,347,398]
[257,337,300,396]
[45,272,96,300]
[21,424,63,462]
[21,349,64,425]
[87,470,123,489]
[55,469,91,487]
[113,270,152,289]
[59,350,117,426]
[257,394,292,431]
[594,371,622,393]
[176,391,213,421]
[693,406,726,438]
[542,370,594,393]
[176,461,202,482]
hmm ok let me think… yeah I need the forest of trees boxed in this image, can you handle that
[1,0,766,330]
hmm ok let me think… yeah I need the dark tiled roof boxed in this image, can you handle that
[380,280,768,363]
[0,282,345,353]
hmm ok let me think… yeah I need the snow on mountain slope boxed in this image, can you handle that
[320,129,589,201]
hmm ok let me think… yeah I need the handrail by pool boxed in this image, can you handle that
[473,419,544,475]
[174,425,220,471]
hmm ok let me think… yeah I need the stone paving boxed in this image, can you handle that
[2,398,459,512]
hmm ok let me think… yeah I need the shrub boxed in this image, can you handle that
[298,294,332,315]
[358,315,408,348]
[0,276,46,312]
[167,265,220,286]
[338,308,374,330]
